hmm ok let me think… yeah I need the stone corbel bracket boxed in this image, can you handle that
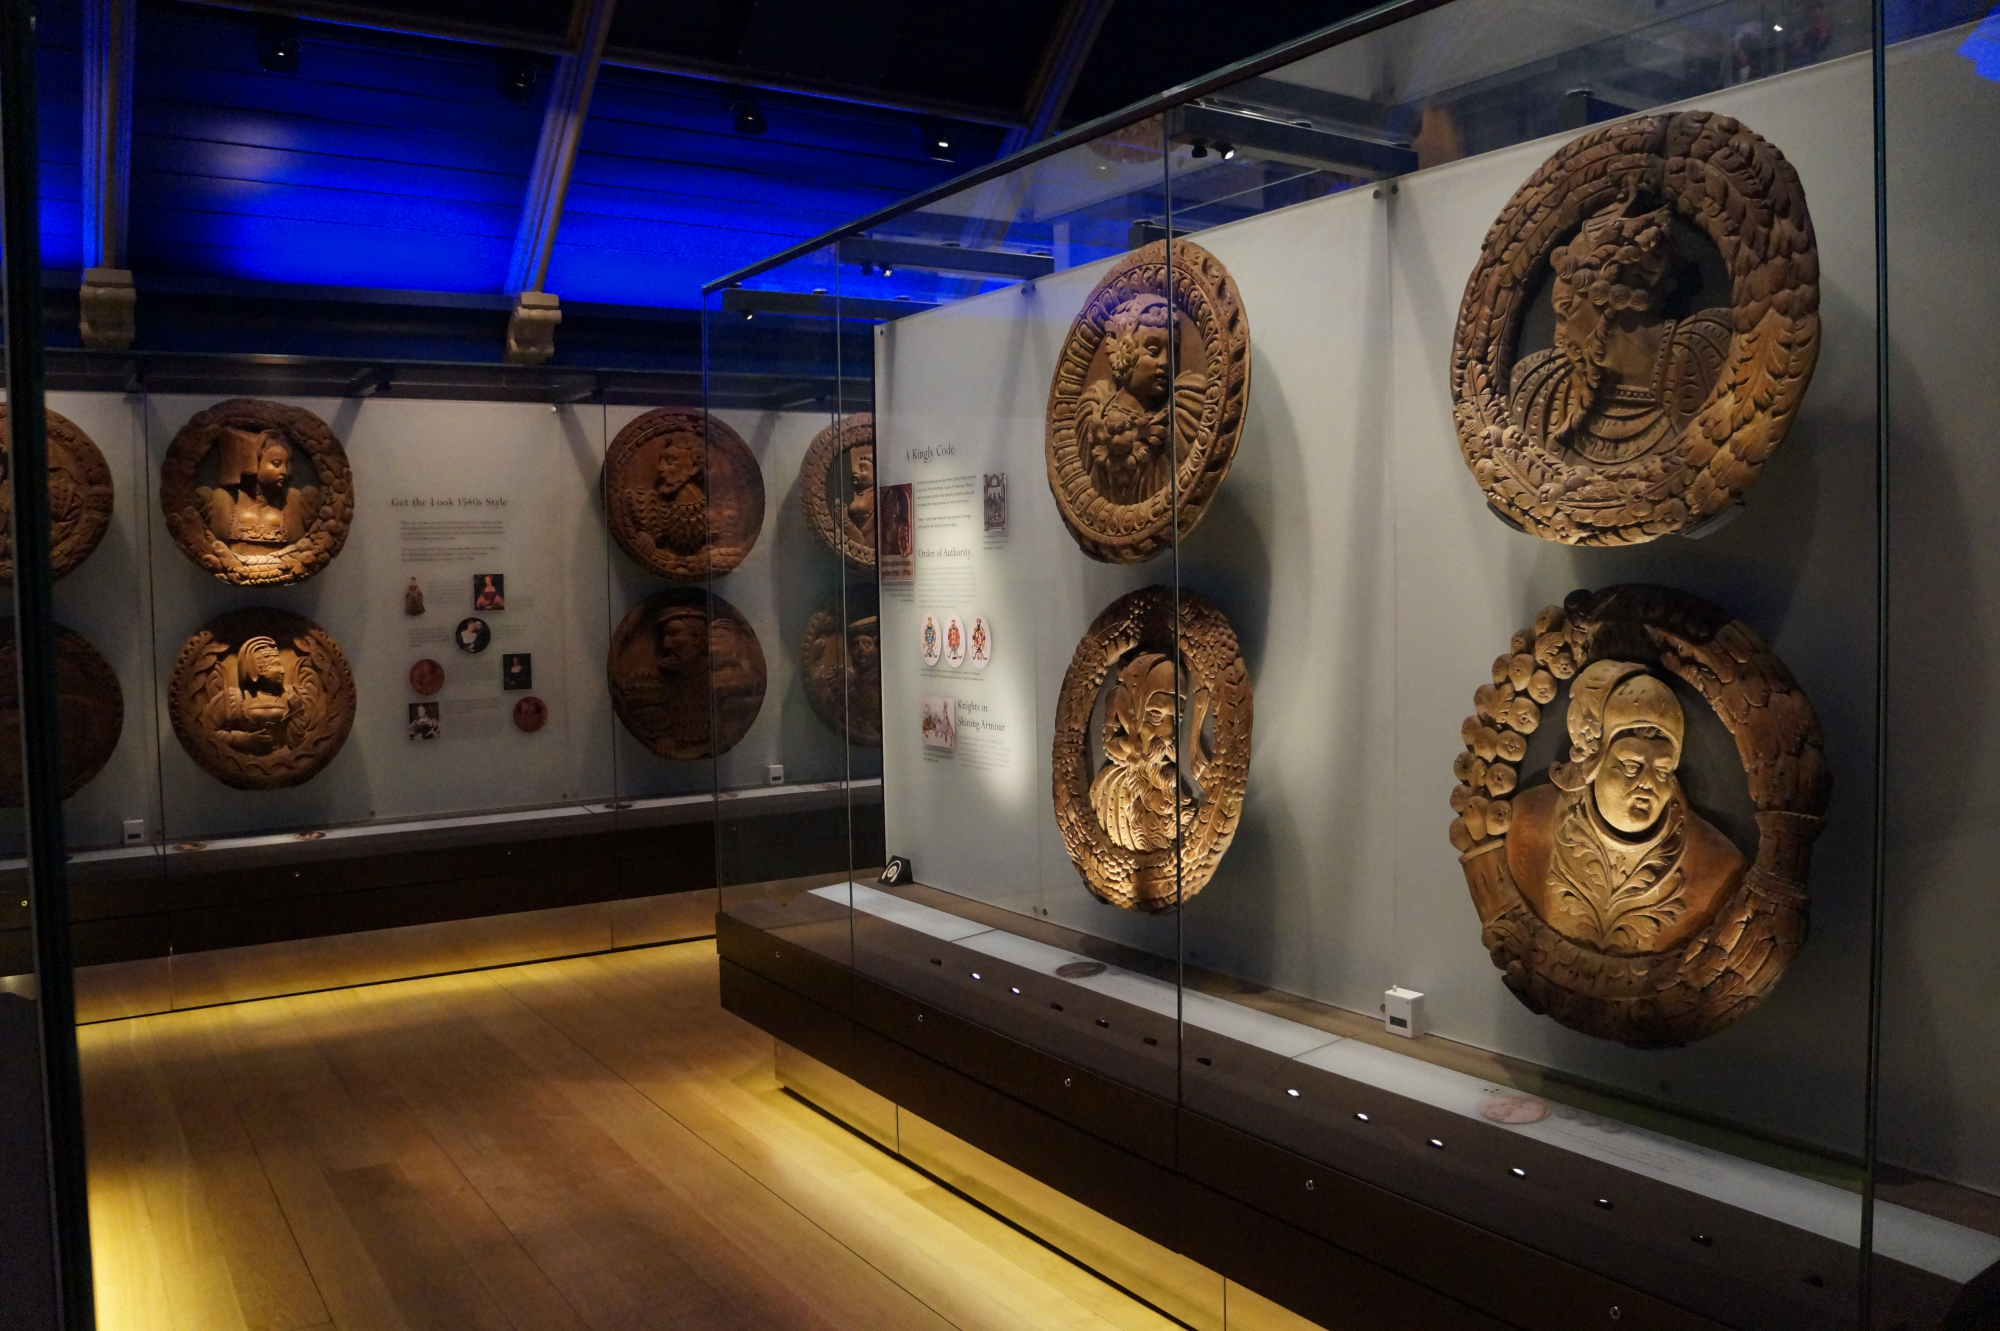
[505,291,561,366]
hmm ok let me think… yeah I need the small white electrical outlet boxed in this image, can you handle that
[1383,987,1426,1039]
[767,763,784,785]
[121,818,146,846]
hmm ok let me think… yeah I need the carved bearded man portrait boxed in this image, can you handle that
[645,429,710,556]
[1507,192,1731,467]
[200,427,315,553]
[1089,652,1195,860]
[1076,294,1207,505]
[1505,661,1744,955]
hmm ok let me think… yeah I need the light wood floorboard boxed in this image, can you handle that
[81,938,1180,1331]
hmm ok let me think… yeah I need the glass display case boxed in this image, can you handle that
[705,0,2000,1327]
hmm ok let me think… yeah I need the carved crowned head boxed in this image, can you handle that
[1102,294,1174,409]
[1551,659,1686,836]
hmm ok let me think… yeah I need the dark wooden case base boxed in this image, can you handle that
[718,892,1969,1331]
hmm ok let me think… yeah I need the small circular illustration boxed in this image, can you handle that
[969,615,992,671]
[408,659,445,696]
[0,405,116,583]
[159,398,355,586]
[603,408,765,580]
[943,615,966,669]
[455,617,491,654]
[513,696,548,733]
[920,614,941,667]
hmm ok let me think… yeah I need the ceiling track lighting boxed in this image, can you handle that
[915,119,957,163]
[255,15,301,72]
[498,52,542,103]
[731,99,768,136]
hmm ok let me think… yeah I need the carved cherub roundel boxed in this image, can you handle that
[1452,112,1820,545]
[1053,586,1252,912]
[800,586,881,747]
[0,622,124,805]
[608,589,767,761]
[604,409,765,580]
[1046,240,1249,564]
[161,399,355,585]
[798,413,876,569]
[1449,585,1829,1047]
[170,608,357,790]
[0,406,115,582]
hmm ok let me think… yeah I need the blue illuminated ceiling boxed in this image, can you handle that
[27,0,1371,342]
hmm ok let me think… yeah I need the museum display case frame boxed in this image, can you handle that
[702,1,2000,1328]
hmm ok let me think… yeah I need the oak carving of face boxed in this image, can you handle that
[1090,652,1187,854]
[1594,728,1678,835]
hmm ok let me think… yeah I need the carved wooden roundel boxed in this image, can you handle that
[608,589,766,760]
[1046,239,1250,564]
[161,399,355,585]
[1053,586,1252,913]
[0,622,124,805]
[1452,112,1820,545]
[604,409,764,580]
[169,608,357,790]
[0,406,115,583]
[799,586,881,747]
[798,413,877,569]
[1450,585,1829,1046]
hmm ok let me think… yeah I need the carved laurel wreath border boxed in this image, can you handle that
[606,587,766,762]
[603,408,765,582]
[1452,584,1829,1046]
[169,608,356,792]
[1052,585,1252,913]
[1450,111,1820,547]
[0,405,115,582]
[160,398,356,586]
[797,413,877,569]
[0,622,124,804]
[1045,239,1250,564]
[799,586,882,748]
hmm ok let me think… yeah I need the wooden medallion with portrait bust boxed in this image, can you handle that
[0,405,115,582]
[1452,112,1819,545]
[800,586,881,747]
[1052,586,1252,912]
[797,413,877,569]
[604,409,764,580]
[0,622,124,805]
[161,399,355,585]
[1450,585,1828,1046]
[608,588,766,761]
[169,608,357,790]
[1046,240,1249,564]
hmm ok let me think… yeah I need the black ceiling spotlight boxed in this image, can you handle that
[498,52,541,103]
[255,15,301,73]
[915,119,956,164]
[731,99,767,136]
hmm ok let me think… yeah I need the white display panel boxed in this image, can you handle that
[877,34,2000,1188]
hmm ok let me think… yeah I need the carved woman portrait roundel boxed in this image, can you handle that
[604,409,765,580]
[1046,240,1250,564]
[800,586,881,747]
[170,608,357,790]
[1452,113,1819,545]
[0,406,115,582]
[608,589,766,760]
[161,399,355,585]
[1449,585,1828,1046]
[1053,586,1252,912]
[0,622,124,805]
[798,413,876,569]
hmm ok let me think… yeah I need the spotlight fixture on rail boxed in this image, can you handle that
[256,16,301,72]
[916,119,957,163]
[732,99,768,135]
[498,52,541,103]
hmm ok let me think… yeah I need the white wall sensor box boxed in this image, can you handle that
[1384,987,1426,1039]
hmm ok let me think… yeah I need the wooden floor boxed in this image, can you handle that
[79,939,1182,1331]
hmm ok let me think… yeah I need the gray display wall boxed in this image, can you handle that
[877,30,1999,1189]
